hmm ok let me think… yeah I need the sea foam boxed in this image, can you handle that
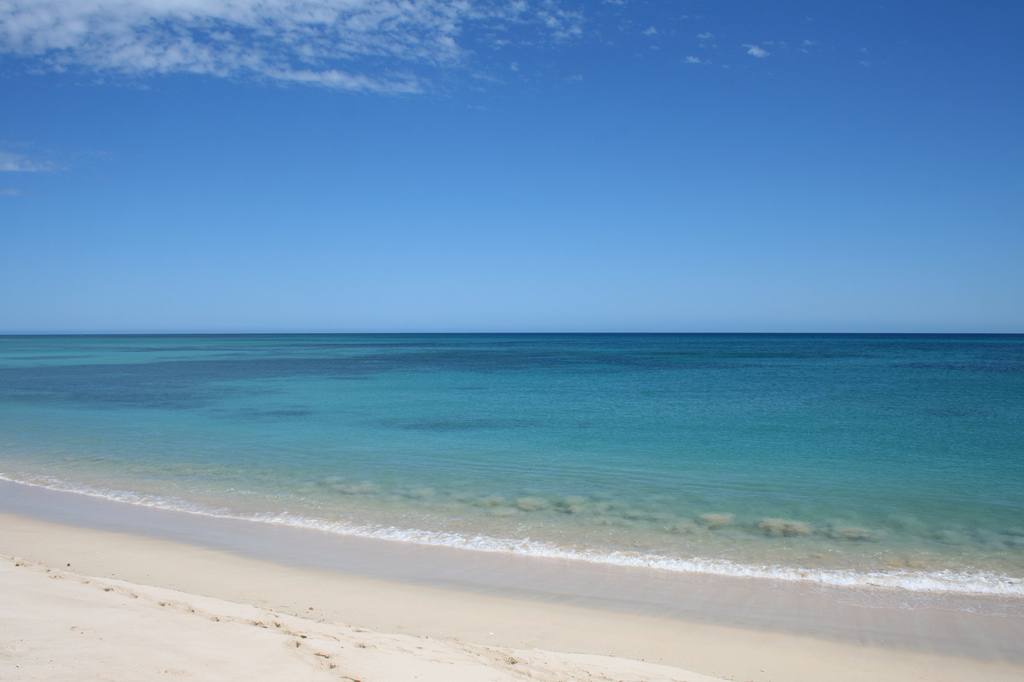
[4,473,1022,599]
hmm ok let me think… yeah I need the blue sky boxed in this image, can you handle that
[1,1,1022,333]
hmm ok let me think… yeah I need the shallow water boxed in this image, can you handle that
[1,334,1022,594]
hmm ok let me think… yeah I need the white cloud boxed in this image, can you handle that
[1,188,24,195]
[643,26,656,36]
[509,61,519,71]
[684,55,703,65]
[0,150,51,171]
[0,0,583,93]
[697,32,713,40]
[744,44,769,58]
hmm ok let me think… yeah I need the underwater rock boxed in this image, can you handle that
[516,496,549,512]
[827,525,873,541]
[697,513,734,529]
[758,518,811,537]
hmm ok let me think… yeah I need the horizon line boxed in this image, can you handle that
[2,330,1023,337]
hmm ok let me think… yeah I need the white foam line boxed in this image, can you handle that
[3,473,1023,597]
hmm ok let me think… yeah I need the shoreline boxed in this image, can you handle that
[2,481,1024,680]
[4,473,1022,601]
[4,515,1024,682]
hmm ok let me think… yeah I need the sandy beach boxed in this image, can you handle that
[2,502,1024,682]
[0,549,721,682]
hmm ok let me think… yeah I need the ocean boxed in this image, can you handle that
[1,333,1022,596]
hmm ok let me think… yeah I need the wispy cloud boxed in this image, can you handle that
[0,0,583,93]
[0,150,52,171]
[1,188,24,196]
[744,44,769,58]
[643,26,657,36]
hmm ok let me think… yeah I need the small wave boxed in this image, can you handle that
[3,472,1023,598]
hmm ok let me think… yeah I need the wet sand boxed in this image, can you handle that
[2,480,1023,681]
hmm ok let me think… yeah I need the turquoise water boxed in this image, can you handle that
[1,334,1023,594]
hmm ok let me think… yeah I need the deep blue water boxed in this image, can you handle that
[1,334,1022,593]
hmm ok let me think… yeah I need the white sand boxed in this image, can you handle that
[2,512,1023,682]
[1,556,723,682]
